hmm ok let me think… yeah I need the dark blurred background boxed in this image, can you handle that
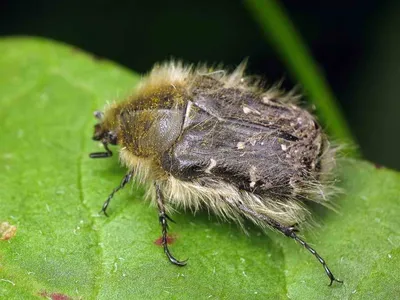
[1,0,399,170]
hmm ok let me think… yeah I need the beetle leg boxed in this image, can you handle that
[89,142,113,158]
[155,182,187,266]
[237,203,342,286]
[100,171,133,216]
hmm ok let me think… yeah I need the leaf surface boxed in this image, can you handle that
[0,38,399,300]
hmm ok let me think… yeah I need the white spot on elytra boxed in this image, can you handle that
[205,159,217,174]
[249,139,257,146]
[243,106,251,114]
[262,96,270,103]
[183,101,194,129]
[249,166,257,188]
[262,95,276,104]
[237,142,245,149]
[242,105,261,115]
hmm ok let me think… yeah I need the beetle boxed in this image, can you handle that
[89,61,342,285]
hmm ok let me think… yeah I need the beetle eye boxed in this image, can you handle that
[108,132,118,145]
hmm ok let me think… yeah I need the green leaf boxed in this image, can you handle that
[0,37,399,299]
[245,0,355,147]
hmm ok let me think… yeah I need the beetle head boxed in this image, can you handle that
[89,111,117,158]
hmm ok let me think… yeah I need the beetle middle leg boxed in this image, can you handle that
[100,171,133,216]
[155,182,187,266]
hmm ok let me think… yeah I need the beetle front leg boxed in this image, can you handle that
[155,182,187,266]
[100,171,133,216]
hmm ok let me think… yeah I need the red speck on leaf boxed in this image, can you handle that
[39,291,71,300]
[374,163,383,169]
[154,235,176,246]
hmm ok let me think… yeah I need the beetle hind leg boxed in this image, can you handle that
[237,203,342,286]
[283,227,343,286]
